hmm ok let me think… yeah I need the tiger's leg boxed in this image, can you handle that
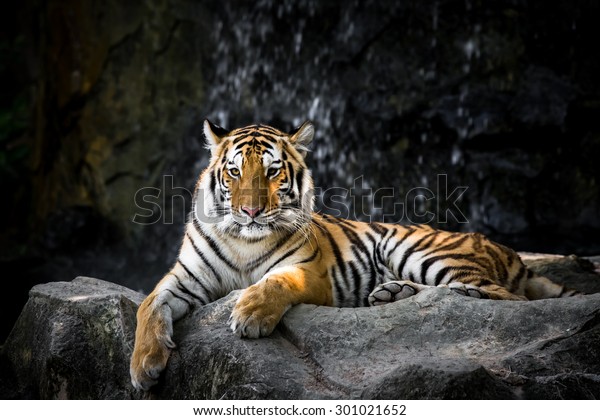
[230,265,332,338]
[368,278,527,306]
[130,261,210,391]
[444,277,527,301]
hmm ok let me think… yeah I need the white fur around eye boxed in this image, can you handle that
[263,154,274,166]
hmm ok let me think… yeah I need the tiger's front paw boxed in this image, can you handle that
[229,283,289,338]
[130,303,176,391]
[130,336,174,391]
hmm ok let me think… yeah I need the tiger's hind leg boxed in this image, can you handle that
[446,278,528,301]
[367,279,503,306]
[368,278,528,306]
[368,280,433,306]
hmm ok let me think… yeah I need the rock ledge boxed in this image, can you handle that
[1,256,600,399]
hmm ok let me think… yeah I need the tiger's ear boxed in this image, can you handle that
[203,119,229,154]
[289,121,314,157]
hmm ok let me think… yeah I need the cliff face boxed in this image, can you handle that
[2,256,600,399]
[33,0,600,247]
[7,0,600,261]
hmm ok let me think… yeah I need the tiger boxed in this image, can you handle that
[130,119,580,391]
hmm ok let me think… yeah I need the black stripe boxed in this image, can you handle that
[176,259,209,304]
[296,167,304,195]
[209,170,217,195]
[283,143,303,165]
[421,235,470,258]
[381,227,399,252]
[246,231,296,270]
[485,244,508,282]
[395,231,438,278]
[166,272,194,308]
[314,219,351,294]
[365,231,385,271]
[230,126,256,135]
[347,261,362,307]
[233,140,254,150]
[350,244,369,271]
[369,222,387,236]
[336,224,378,287]
[186,232,221,284]
[321,213,336,222]
[472,232,484,252]
[286,161,295,195]
[414,231,440,252]
[165,289,193,307]
[336,218,359,232]
[385,227,417,261]
[434,264,482,285]
[419,252,476,284]
[434,232,461,248]
[192,219,237,270]
[505,246,515,267]
[264,239,306,273]
[298,247,320,265]
[446,268,486,283]
[334,220,360,242]
[257,140,276,150]
[257,125,281,135]
[233,135,252,144]
[330,266,345,306]
[363,232,384,296]
[178,258,196,280]
[471,251,494,275]
[175,280,206,305]
[507,265,526,291]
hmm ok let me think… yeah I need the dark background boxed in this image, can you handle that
[2,0,600,342]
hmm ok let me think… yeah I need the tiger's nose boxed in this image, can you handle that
[241,206,262,218]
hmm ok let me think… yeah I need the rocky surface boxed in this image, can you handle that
[0,278,144,399]
[2,256,600,399]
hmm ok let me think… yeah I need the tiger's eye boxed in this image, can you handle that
[229,168,240,177]
[267,168,280,178]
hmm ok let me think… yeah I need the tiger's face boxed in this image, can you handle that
[196,120,315,240]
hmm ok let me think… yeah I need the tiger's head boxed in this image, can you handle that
[195,120,315,240]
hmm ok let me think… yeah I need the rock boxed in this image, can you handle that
[0,277,144,399]
[2,256,600,399]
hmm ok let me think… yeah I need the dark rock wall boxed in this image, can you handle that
[200,0,600,252]
[2,1,600,340]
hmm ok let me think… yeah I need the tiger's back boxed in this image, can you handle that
[130,120,580,391]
